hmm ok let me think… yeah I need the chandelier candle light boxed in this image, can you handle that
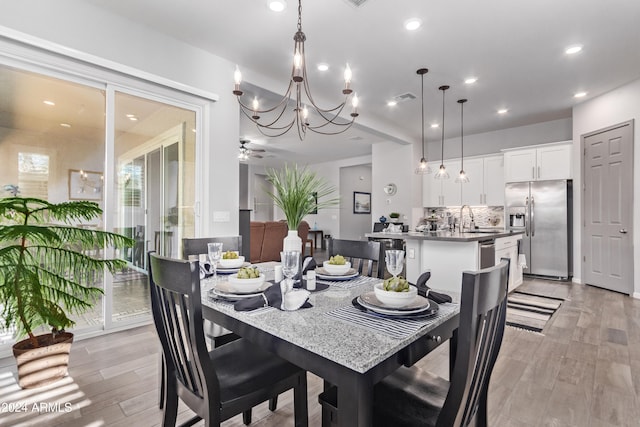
[415,68,432,175]
[455,99,470,183]
[434,85,450,179]
[233,0,359,140]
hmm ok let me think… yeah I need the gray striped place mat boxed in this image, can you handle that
[324,303,458,340]
[317,275,379,289]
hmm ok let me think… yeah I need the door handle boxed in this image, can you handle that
[619,229,628,234]
[530,196,535,237]
[537,166,541,179]
[524,197,529,237]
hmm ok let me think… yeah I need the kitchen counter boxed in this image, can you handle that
[367,229,524,293]
[366,229,521,242]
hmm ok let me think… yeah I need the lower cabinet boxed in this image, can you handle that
[495,235,523,292]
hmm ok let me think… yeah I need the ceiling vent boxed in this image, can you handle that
[343,0,370,7]
[392,92,417,104]
[348,135,364,141]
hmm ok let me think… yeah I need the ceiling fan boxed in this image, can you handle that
[238,139,265,161]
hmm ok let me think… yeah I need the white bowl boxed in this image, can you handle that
[228,273,266,293]
[219,255,245,268]
[322,260,351,275]
[373,283,418,308]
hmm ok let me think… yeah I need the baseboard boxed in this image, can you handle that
[572,277,582,284]
[633,292,640,300]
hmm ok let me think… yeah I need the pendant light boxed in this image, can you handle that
[455,99,470,183]
[414,68,431,175]
[434,85,450,179]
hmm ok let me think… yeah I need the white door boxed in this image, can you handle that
[582,121,633,294]
[461,157,484,205]
[253,174,274,221]
[483,155,505,206]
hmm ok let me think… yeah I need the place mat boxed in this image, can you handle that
[324,302,458,340]
[317,275,378,289]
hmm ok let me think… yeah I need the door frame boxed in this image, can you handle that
[581,120,634,294]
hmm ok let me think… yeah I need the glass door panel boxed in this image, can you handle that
[112,91,196,326]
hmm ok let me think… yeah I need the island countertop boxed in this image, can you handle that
[365,229,523,242]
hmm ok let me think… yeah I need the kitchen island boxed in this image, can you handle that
[366,229,524,293]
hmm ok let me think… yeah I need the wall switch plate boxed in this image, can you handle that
[408,249,415,259]
[213,211,230,222]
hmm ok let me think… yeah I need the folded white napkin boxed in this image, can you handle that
[282,288,311,311]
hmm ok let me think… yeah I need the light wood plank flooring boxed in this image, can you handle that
[1,278,638,426]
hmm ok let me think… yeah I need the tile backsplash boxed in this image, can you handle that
[421,206,505,229]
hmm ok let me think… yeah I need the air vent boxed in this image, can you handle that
[348,135,364,141]
[343,0,369,7]
[394,92,416,102]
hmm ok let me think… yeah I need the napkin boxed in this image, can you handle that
[293,256,317,286]
[234,282,312,312]
[200,262,214,279]
[414,271,452,304]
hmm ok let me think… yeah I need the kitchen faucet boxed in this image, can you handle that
[460,205,475,231]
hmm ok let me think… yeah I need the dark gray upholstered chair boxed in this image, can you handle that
[327,238,385,278]
[148,252,308,427]
[372,259,510,427]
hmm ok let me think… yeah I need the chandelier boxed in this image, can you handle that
[232,0,359,140]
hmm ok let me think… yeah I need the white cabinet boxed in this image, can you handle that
[423,159,461,206]
[495,235,523,292]
[461,155,504,206]
[504,143,572,183]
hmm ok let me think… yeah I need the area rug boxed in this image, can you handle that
[506,291,563,332]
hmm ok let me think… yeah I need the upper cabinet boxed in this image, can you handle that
[503,142,572,183]
[461,155,504,206]
[423,159,461,207]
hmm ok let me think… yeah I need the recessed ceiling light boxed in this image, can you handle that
[126,114,135,118]
[387,100,397,107]
[565,45,583,55]
[497,109,508,114]
[574,92,587,98]
[464,77,478,84]
[268,0,286,12]
[60,123,71,128]
[431,123,439,128]
[317,63,329,71]
[128,116,138,121]
[43,100,55,106]
[404,18,422,31]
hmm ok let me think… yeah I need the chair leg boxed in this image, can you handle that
[162,375,179,427]
[242,409,252,425]
[293,372,309,427]
[269,396,278,411]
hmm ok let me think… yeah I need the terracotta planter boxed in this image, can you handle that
[12,332,74,389]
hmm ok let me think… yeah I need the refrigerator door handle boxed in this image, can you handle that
[531,196,535,237]
[524,197,529,236]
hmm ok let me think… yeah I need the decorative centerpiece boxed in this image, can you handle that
[266,164,338,251]
[0,196,133,388]
[389,212,400,221]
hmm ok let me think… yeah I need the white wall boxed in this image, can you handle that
[428,118,572,160]
[339,165,372,240]
[372,142,415,227]
[572,78,640,297]
[0,0,240,237]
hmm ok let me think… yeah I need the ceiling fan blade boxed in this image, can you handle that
[251,153,264,159]
[250,148,266,152]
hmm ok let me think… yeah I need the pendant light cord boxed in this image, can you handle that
[460,100,464,169]
[421,73,425,159]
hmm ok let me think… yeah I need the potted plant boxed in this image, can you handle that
[389,212,400,221]
[266,164,338,251]
[0,196,133,388]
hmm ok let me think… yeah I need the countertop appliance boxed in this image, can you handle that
[505,180,572,279]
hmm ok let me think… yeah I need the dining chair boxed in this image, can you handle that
[182,236,243,261]
[327,238,385,278]
[372,258,510,427]
[148,252,308,427]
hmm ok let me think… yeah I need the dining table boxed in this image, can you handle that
[201,261,460,427]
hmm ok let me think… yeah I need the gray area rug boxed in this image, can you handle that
[506,291,563,332]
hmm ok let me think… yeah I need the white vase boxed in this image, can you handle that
[283,229,302,252]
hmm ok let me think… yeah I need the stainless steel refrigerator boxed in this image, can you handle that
[505,180,572,279]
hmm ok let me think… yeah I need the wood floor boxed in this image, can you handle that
[1,278,638,427]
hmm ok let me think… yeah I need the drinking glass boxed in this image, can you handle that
[280,250,300,292]
[385,250,405,278]
[207,242,223,282]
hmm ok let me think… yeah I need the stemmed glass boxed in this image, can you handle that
[207,242,223,283]
[280,250,300,293]
[385,250,405,278]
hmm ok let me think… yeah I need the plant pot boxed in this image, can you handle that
[283,229,302,252]
[12,332,74,389]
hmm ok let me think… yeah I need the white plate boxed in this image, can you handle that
[358,292,430,315]
[216,262,251,274]
[214,280,271,296]
[315,267,359,281]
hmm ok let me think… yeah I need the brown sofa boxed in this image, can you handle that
[250,220,311,263]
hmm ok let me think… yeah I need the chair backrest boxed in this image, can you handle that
[438,258,510,427]
[327,238,385,278]
[297,221,310,247]
[260,222,288,262]
[250,222,266,263]
[148,252,220,418]
[182,236,243,260]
